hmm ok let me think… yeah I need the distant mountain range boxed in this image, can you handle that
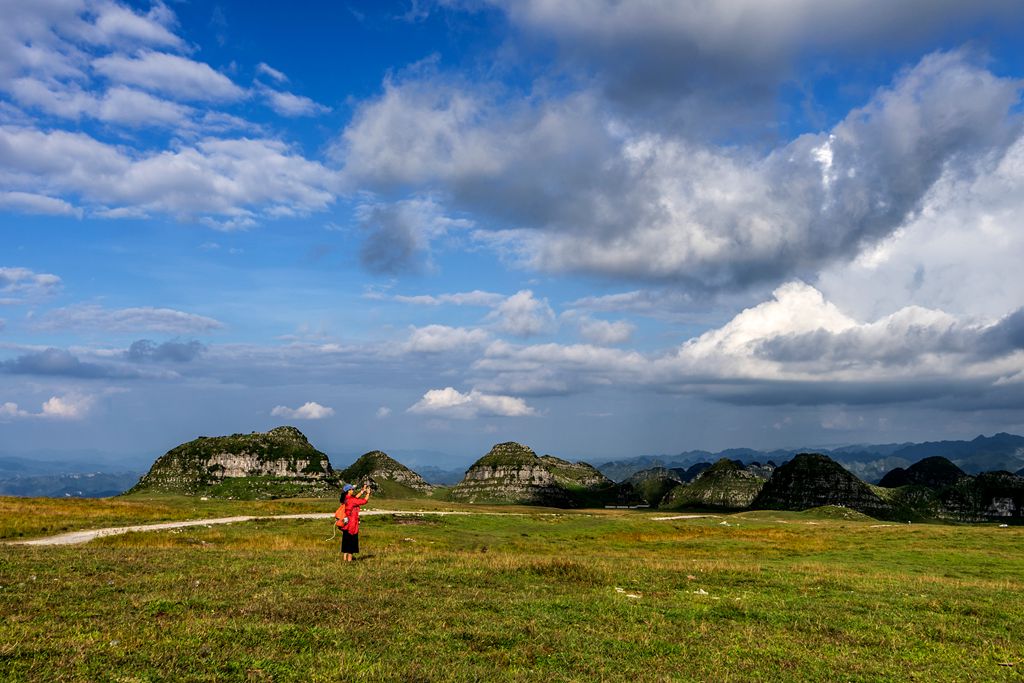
[596,433,1024,483]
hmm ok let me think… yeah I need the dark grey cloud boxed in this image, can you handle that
[126,339,205,363]
[491,0,1024,135]
[1,348,142,379]
[978,308,1024,357]
[359,203,422,274]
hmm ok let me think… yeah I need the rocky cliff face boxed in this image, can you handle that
[449,442,614,506]
[338,450,434,495]
[876,456,1024,522]
[128,426,335,497]
[751,453,893,516]
[936,471,1024,522]
[661,458,768,510]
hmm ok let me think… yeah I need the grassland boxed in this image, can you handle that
[1,497,1022,681]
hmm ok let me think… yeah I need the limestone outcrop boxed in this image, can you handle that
[661,458,769,510]
[128,426,335,497]
[449,442,615,507]
[338,450,434,496]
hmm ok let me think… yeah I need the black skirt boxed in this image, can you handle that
[341,530,359,554]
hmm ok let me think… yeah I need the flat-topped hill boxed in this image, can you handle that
[338,450,434,497]
[449,442,615,507]
[128,426,336,498]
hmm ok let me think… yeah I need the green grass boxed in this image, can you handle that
[2,499,1023,681]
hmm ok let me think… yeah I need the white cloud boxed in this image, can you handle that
[271,401,335,420]
[817,133,1024,321]
[0,401,28,419]
[470,283,1024,407]
[376,406,392,419]
[570,314,635,346]
[36,304,224,333]
[0,190,82,217]
[92,50,246,102]
[0,393,95,421]
[407,386,537,419]
[261,87,330,117]
[485,290,556,337]
[0,266,62,304]
[0,126,336,221]
[256,62,288,83]
[392,290,505,307]
[40,393,95,419]
[403,324,490,353]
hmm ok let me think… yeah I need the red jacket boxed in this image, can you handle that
[341,494,367,534]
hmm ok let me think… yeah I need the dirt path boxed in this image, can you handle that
[6,510,517,547]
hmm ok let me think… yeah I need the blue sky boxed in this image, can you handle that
[2,0,1024,469]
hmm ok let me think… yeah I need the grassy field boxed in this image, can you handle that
[1,498,1022,682]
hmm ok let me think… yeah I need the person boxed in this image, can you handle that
[334,483,371,561]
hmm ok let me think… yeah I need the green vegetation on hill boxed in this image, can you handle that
[661,458,766,510]
[450,442,619,507]
[128,426,337,498]
[473,442,540,467]
[336,451,434,498]
[2,497,1022,681]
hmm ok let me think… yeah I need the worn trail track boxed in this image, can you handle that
[6,510,521,547]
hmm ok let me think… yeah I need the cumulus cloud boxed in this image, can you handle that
[36,305,224,334]
[339,51,1022,289]
[816,133,1024,321]
[403,325,490,353]
[376,406,392,419]
[567,313,635,346]
[0,267,62,304]
[407,386,537,419]
[468,283,1024,407]
[0,393,96,421]
[485,290,556,337]
[270,401,335,420]
[0,126,336,223]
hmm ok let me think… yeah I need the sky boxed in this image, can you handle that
[2,0,1024,469]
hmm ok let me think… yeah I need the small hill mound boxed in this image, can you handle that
[626,467,687,506]
[879,456,966,489]
[751,453,892,517]
[800,505,873,521]
[449,442,614,507]
[661,458,767,510]
[338,450,433,497]
[128,426,335,498]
